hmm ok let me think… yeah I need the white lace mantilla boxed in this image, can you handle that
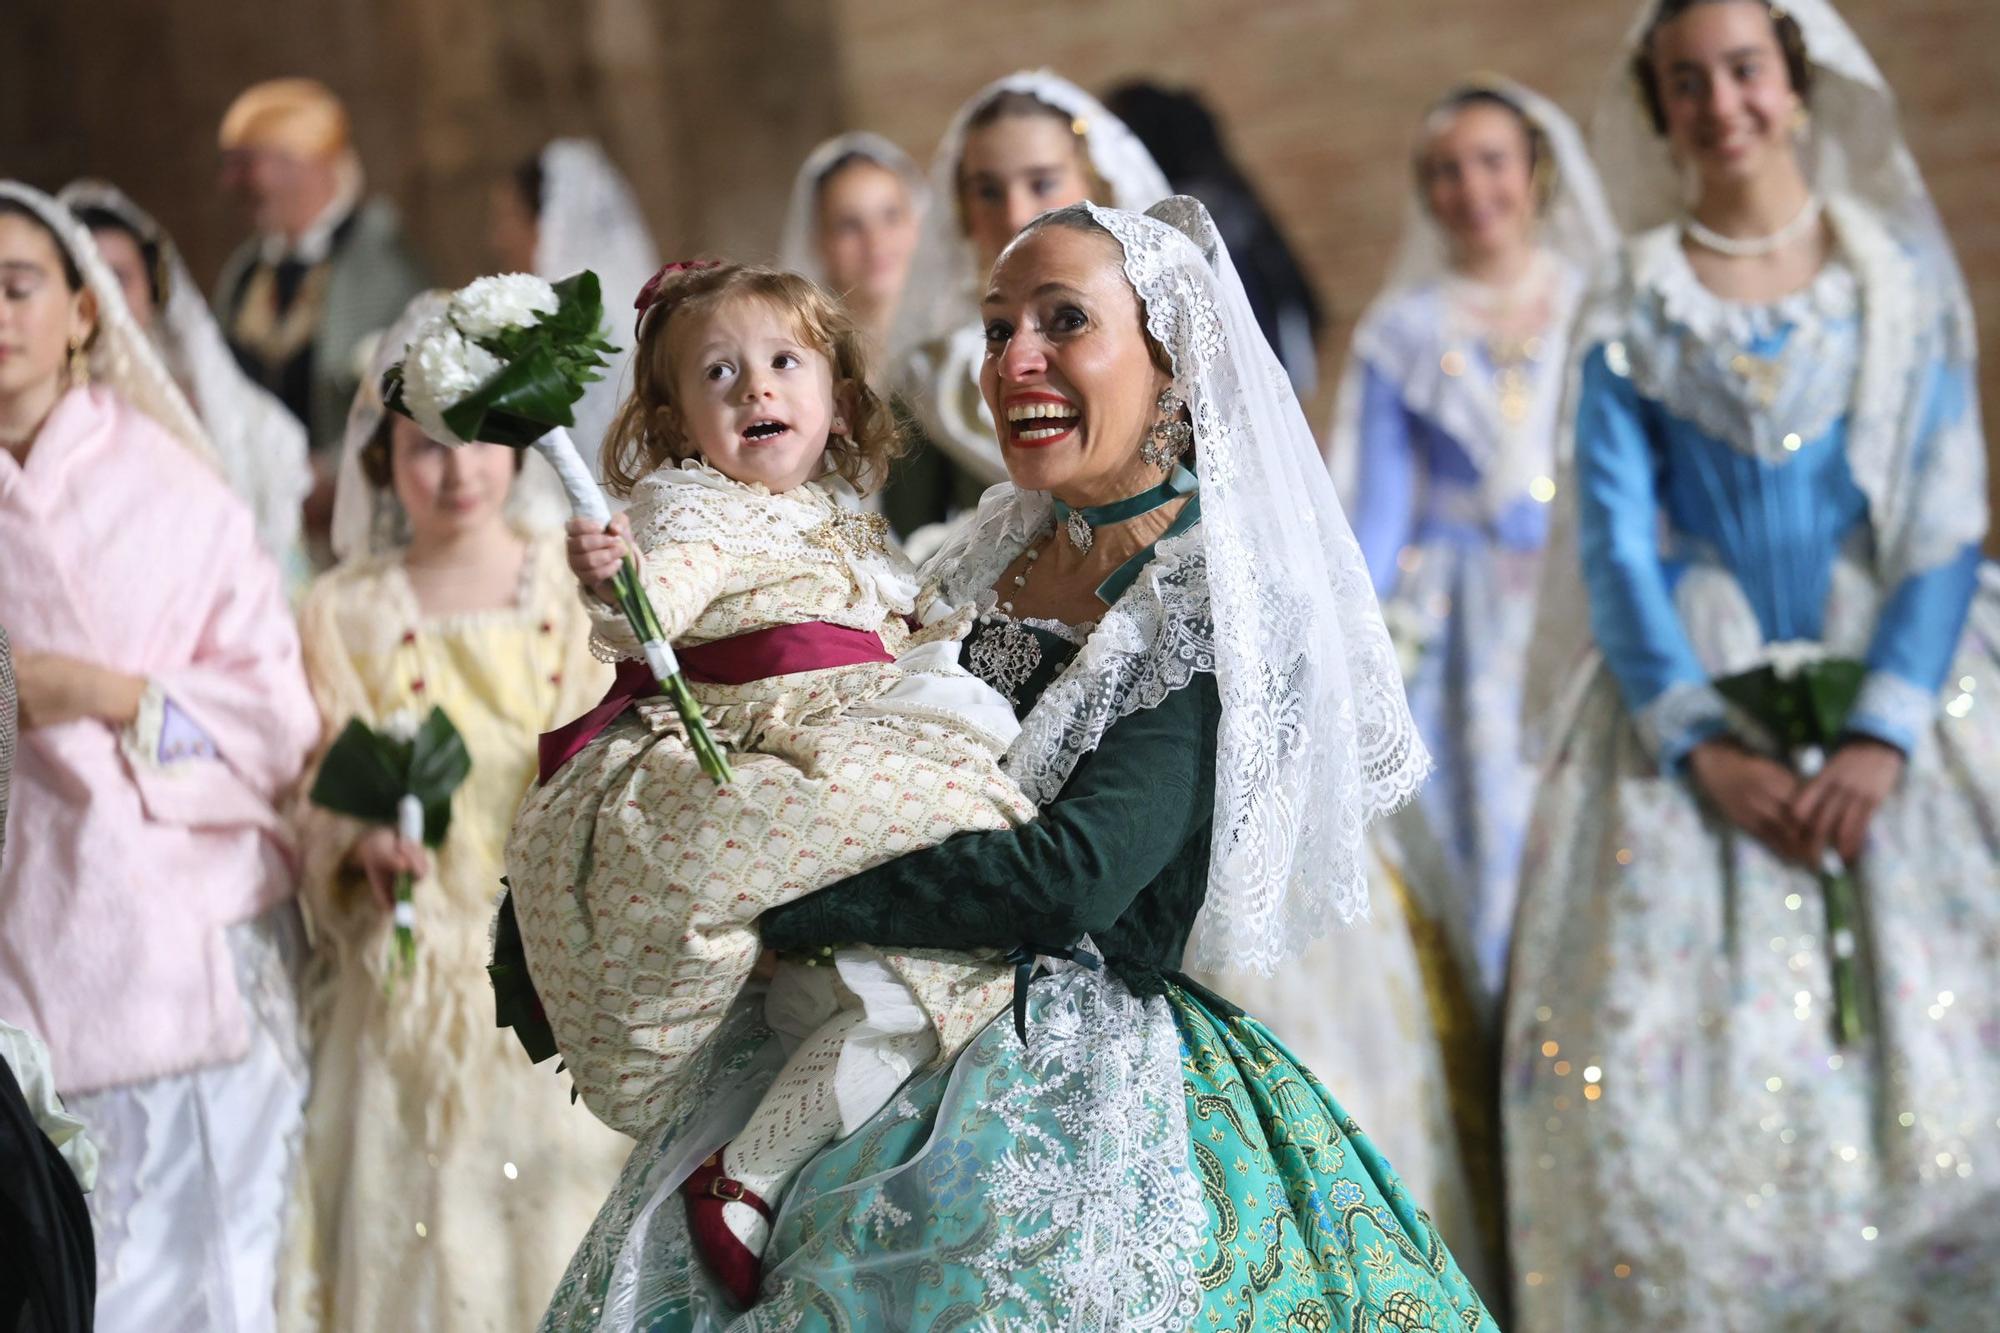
[1617,234,1861,466]
[928,198,1430,976]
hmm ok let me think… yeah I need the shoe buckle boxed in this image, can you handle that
[708,1177,745,1202]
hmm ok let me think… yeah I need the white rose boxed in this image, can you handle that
[450,273,558,341]
[400,320,502,445]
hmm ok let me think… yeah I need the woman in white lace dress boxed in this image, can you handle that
[1506,2,2000,1327]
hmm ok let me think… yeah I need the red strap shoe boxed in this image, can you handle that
[681,1149,775,1307]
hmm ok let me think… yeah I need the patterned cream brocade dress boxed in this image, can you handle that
[507,462,1031,1138]
[279,533,632,1333]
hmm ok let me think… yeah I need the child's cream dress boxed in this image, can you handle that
[507,462,1031,1136]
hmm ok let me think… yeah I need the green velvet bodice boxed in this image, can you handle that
[759,619,1220,995]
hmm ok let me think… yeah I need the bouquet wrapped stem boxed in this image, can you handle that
[1797,746,1873,1047]
[530,426,733,784]
[392,793,423,975]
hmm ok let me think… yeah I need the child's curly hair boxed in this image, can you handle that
[600,262,902,497]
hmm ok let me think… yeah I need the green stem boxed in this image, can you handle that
[386,869,417,993]
[1822,867,1870,1047]
[608,556,734,785]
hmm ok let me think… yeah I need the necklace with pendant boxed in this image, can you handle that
[1050,465,1198,555]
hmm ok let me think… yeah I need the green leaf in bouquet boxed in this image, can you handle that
[442,343,582,446]
[1714,659,1869,751]
[309,707,471,843]
[1714,665,1807,748]
[308,718,414,825]
[1803,659,1865,744]
[406,707,473,846]
[549,270,615,348]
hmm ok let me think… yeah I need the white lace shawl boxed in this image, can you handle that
[58,180,312,564]
[0,182,213,468]
[1337,256,1588,519]
[924,198,1428,976]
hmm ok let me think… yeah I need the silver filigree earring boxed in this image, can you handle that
[1140,389,1192,470]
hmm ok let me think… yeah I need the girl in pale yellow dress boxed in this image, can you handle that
[279,298,629,1333]
[507,262,1031,1305]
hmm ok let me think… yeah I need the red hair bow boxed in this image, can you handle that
[634,259,723,335]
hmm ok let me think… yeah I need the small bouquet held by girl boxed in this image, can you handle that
[501,261,1037,1305]
[308,704,470,980]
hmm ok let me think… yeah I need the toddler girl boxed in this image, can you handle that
[504,261,1031,1305]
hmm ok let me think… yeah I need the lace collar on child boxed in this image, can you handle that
[626,459,919,613]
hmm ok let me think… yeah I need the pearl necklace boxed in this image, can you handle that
[1683,196,1824,260]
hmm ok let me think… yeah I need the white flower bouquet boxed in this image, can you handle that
[382,271,732,783]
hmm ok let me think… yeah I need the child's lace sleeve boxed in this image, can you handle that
[583,542,731,663]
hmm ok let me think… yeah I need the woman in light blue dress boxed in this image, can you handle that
[1506,2,2000,1328]
[1328,79,1616,1000]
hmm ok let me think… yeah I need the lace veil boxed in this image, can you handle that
[1522,0,1987,745]
[532,139,660,476]
[776,131,929,290]
[1324,77,1619,502]
[58,179,312,563]
[328,291,570,561]
[925,197,1428,974]
[0,182,212,466]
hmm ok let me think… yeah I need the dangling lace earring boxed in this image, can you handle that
[1140,389,1192,470]
[66,337,90,389]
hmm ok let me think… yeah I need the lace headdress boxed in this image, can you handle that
[1522,0,1987,745]
[925,197,1428,974]
[58,179,312,562]
[0,182,212,465]
[329,292,570,561]
[530,139,661,475]
[1325,77,1620,505]
[889,70,1171,365]
[776,131,929,289]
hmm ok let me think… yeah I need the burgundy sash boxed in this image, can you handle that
[536,622,894,782]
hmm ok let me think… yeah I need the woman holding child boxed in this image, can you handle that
[517,194,1498,1331]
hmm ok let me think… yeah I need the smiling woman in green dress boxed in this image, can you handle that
[531,195,1496,1333]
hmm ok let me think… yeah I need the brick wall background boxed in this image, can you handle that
[6,0,1996,499]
